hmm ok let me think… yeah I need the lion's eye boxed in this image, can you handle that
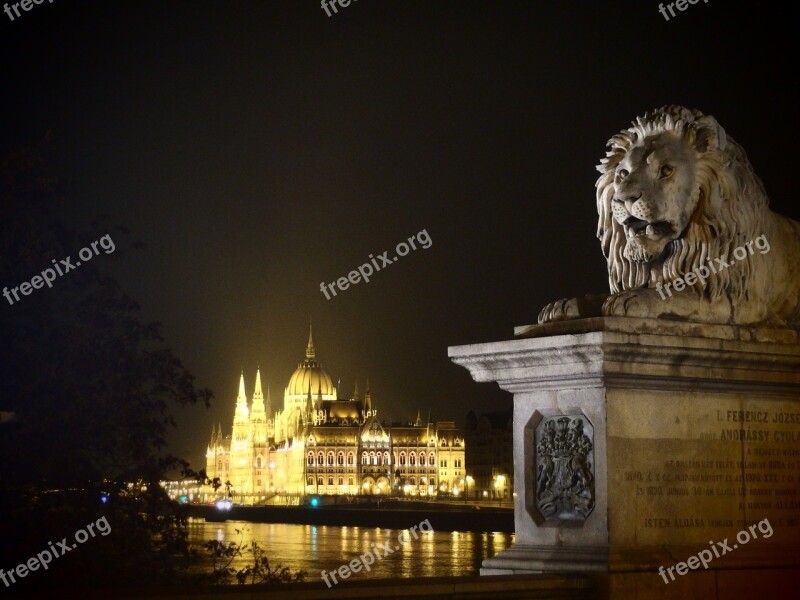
[659,165,674,179]
[617,169,629,180]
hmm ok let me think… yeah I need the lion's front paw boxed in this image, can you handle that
[601,291,647,318]
[538,298,581,323]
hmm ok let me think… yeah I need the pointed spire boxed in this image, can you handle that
[234,373,249,421]
[237,372,247,404]
[364,376,372,413]
[254,368,264,400]
[415,409,422,427]
[306,381,313,414]
[353,378,360,400]
[265,385,272,417]
[306,319,315,360]
[317,379,323,401]
[251,368,266,430]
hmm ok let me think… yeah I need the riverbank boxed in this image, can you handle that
[185,500,514,532]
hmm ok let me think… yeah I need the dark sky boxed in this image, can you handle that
[2,0,797,468]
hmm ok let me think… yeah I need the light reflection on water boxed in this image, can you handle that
[187,518,514,579]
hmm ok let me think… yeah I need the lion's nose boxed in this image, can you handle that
[613,192,642,205]
[625,192,642,203]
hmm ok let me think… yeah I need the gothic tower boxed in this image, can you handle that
[230,372,252,494]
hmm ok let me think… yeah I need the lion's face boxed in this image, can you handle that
[596,105,775,304]
[610,132,698,264]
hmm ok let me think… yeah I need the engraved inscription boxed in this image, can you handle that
[628,429,800,533]
[608,395,800,547]
[535,415,595,521]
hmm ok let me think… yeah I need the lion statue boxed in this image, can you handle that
[538,105,800,328]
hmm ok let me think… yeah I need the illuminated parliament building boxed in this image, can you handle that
[204,327,465,502]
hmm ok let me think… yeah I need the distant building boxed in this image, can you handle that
[464,408,513,501]
[200,326,465,503]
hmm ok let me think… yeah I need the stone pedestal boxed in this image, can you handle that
[449,318,800,594]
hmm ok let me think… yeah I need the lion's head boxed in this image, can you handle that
[596,105,770,300]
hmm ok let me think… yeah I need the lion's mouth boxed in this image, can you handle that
[623,217,673,239]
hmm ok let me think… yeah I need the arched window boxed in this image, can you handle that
[362,452,369,465]
[328,477,333,486]
[327,452,334,466]
[348,477,354,486]
[337,452,344,466]
[410,477,416,485]
[307,452,314,466]
[218,461,222,471]
[420,454,426,466]
[400,452,406,466]
[338,477,343,486]
[307,477,313,486]
[429,452,435,466]
[384,451,390,465]
[317,452,324,465]
[256,456,262,469]
[347,452,354,466]
[370,451,377,466]
[410,453,416,466]
[317,477,323,485]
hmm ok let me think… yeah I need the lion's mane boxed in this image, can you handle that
[595,105,770,301]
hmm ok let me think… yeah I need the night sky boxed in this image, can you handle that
[2,0,797,468]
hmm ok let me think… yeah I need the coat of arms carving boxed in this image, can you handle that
[534,415,595,521]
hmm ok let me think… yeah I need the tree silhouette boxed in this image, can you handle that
[0,143,213,590]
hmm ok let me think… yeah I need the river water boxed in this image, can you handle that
[186,518,514,580]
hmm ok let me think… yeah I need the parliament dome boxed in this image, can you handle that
[286,325,337,398]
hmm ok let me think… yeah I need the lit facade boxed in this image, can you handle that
[204,327,465,503]
[464,409,513,501]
